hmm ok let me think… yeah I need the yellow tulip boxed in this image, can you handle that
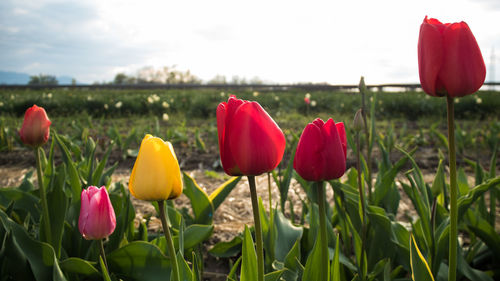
[129,134,182,201]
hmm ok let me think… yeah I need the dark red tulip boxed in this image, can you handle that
[418,16,486,97]
[294,118,346,181]
[19,105,51,147]
[217,96,286,176]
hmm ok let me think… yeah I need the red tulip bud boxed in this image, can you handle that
[19,105,51,147]
[217,96,286,176]
[418,16,486,97]
[294,118,347,181]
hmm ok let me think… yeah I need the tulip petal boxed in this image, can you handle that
[78,188,91,237]
[217,102,241,175]
[294,122,325,181]
[418,18,445,97]
[322,119,346,179]
[228,102,285,175]
[335,122,347,160]
[440,22,486,97]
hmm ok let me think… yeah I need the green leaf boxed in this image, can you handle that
[182,172,214,225]
[302,231,326,281]
[265,269,285,281]
[273,209,303,262]
[331,234,341,281]
[457,168,470,196]
[430,159,446,197]
[59,257,100,278]
[0,209,67,281]
[0,188,40,222]
[458,176,500,220]
[54,132,81,203]
[410,234,435,281]
[227,256,242,281]
[208,176,241,211]
[44,164,68,258]
[240,225,258,281]
[175,224,214,250]
[209,236,242,258]
[177,251,194,281]
[466,210,500,257]
[99,256,112,281]
[107,241,172,281]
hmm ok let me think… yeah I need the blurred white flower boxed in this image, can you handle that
[220,92,225,97]
[311,100,317,107]
[455,99,460,104]
[305,93,311,99]
[274,96,280,101]
[104,104,109,110]
[47,93,52,99]
[162,113,169,121]
[115,101,123,108]
[162,101,170,108]
[340,103,344,108]
[10,95,14,100]
[87,95,93,101]
[0,102,4,107]
[153,94,160,102]
[253,91,259,97]
[475,97,482,104]
[370,96,374,102]
[147,96,154,104]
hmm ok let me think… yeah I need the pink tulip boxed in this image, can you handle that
[19,105,51,147]
[79,186,116,240]
[418,16,486,97]
[294,118,347,181]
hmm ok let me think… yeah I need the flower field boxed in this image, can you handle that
[0,82,499,281]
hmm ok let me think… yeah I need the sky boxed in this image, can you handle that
[1,0,500,84]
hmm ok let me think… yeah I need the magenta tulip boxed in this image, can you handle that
[294,118,347,181]
[418,16,486,97]
[217,96,286,176]
[79,186,116,240]
[19,105,51,147]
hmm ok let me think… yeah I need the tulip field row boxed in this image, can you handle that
[0,85,499,281]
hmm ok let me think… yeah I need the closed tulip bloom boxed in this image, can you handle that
[418,16,486,97]
[19,105,51,147]
[294,118,347,181]
[129,134,182,201]
[217,96,286,176]
[79,186,116,240]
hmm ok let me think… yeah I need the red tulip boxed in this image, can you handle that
[19,105,51,147]
[217,96,286,176]
[294,118,346,181]
[418,16,486,97]
[79,186,116,240]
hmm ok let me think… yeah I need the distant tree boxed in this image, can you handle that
[71,78,77,85]
[113,73,128,84]
[208,74,227,84]
[28,74,58,85]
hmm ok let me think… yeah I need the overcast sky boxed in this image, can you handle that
[1,0,499,84]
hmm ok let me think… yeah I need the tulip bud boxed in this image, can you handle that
[129,134,183,201]
[19,105,51,147]
[217,96,286,176]
[353,109,365,132]
[79,186,116,240]
[418,16,486,97]
[358,76,367,95]
[294,118,347,181]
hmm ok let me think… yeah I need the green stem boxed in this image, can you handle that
[316,181,329,281]
[35,147,52,246]
[356,132,367,280]
[158,200,180,281]
[248,176,264,281]
[447,96,458,281]
[99,239,109,273]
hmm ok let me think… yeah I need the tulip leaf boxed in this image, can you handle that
[410,234,435,281]
[54,132,81,202]
[331,233,341,281]
[59,257,100,278]
[458,176,500,220]
[265,269,285,281]
[99,256,112,281]
[176,224,214,250]
[0,188,40,223]
[0,209,67,281]
[44,164,68,258]
[302,231,325,281]
[177,251,194,281]
[208,176,241,211]
[107,241,172,281]
[273,209,303,262]
[240,225,258,281]
[208,236,242,258]
[182,172,214,225]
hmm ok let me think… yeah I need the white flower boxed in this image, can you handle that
[115,101,123,108]
[0,102,4,107]
[274,96,280,101]
[253,91,259,97]
[87,95,93,101]
[311,100,317,107]
[475,98,482,104]
[162,113,169,121]
[162,101,170,108]
[455,99,460,104]
[220,92,225,97]
[47,93,52,99]
[340,103,344,108]
[305,93,311,99]
[153,94,160,102]
[147,96,154,104]
[104,104,109,110]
